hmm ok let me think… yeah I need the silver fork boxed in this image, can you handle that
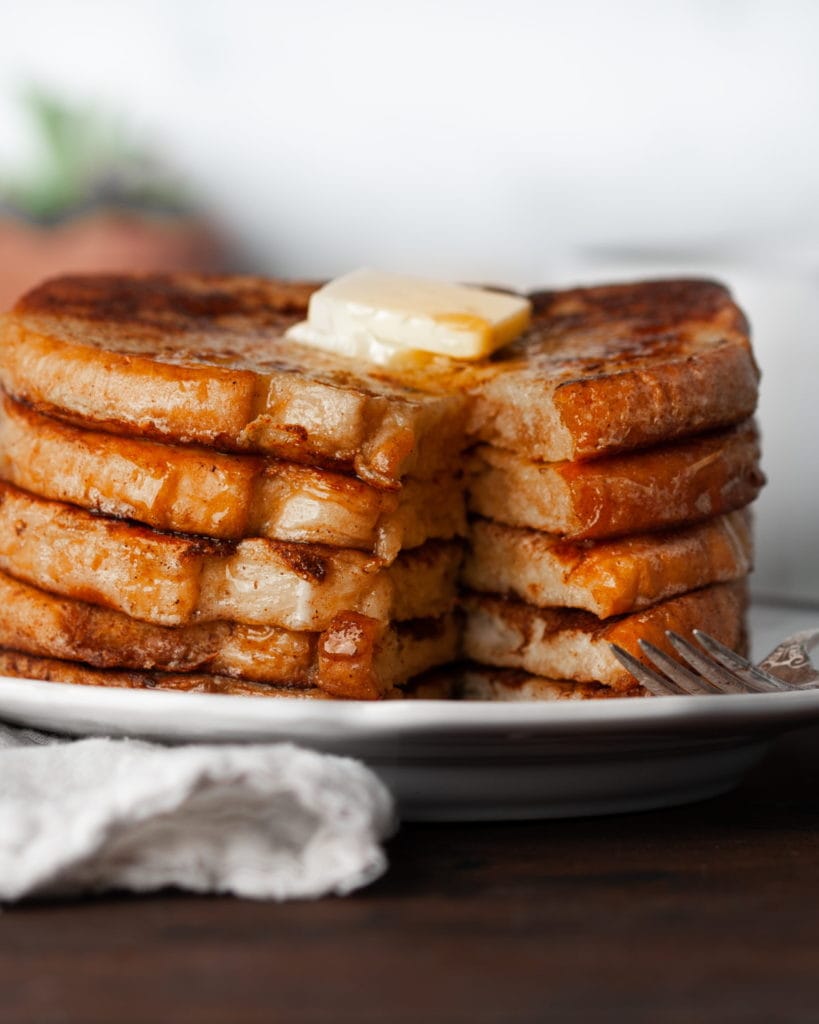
[610,627,819,696]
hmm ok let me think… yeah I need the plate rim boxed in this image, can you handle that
[3,671,819,739]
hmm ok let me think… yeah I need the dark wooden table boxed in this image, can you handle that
[2,725,819,1024]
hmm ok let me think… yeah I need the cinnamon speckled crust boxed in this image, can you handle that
[472,279,759,460]
[0,274,469,488]
[461,580,748,691]
[0,275,758,482]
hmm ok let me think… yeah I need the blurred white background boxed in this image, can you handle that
[0,0,816,601]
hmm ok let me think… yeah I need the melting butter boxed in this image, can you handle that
[285,269,531,366]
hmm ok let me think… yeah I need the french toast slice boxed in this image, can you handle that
[470,279,759,460]
[457,667,637,700]
[0,274,469,488]
[0,650,638,700]
[468,420,763,539]
[404,667,627,700]
[0,570,457,697]
[463,511,752,618]
[461,581,747,691]
[0,275,757,483]
[0,650,472,700]
[0,482,461,629]
[0,649,335,698]
[0,396,465,559]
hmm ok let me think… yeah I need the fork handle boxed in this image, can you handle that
[758,628,819,687]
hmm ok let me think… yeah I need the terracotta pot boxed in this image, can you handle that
[0,210,225,311]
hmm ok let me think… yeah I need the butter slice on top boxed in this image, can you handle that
[285,269,531,367]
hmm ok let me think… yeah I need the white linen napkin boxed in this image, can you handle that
[0,724,394,902]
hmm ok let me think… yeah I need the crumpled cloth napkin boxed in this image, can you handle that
[0,724,395,902]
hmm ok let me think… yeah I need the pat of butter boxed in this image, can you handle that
[285,269,531,366]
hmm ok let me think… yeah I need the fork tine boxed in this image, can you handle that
[665,631,749,694]
[609,643,686,696]
[692,630,790,692]
[637,639,718,695]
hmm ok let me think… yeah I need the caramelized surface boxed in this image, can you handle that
[0,274,762,699]
[0,275,758,481]
[462,581,747,690]
[472,280,758,460]
[0,395,466,558]
[464,511,752,618]
[468,421,763,538]
[9,274,750,390]
[0,568,457,695]
[0,481,461,629]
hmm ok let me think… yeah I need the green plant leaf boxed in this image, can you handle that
[0,86,192,222]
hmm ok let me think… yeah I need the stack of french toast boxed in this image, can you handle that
[0,273,764,700]
[458,282,764,699]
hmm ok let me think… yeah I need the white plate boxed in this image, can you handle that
[0,601,816,821]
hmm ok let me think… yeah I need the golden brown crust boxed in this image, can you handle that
[463,511,753,618]
[13,272,318,323]
[468,420,764,539]
[0,565,311,680]
[0,273,761,703]
[317,611,388,700]
[0,275,758,480]
[461,580,748,690]
[0,395,466,558]
[0,481,461,629]
[1,274,469,487]
[0,570,458,696]
[472,279,759,460]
